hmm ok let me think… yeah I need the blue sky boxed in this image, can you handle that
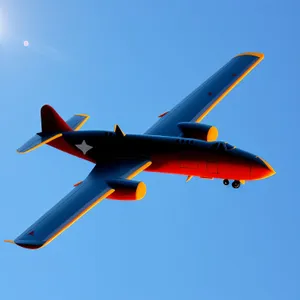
[1,1,299,299]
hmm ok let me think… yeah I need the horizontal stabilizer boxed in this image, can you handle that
[17,133,62,154]
[42,105,89,132]
[17,105,90,154]
[66,114,90,131]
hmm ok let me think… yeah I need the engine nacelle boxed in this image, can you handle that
[177,122,218,141]
[107,179,147,201]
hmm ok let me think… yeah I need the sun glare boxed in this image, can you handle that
[0,8,3,39]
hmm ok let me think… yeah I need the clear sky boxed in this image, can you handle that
[1,1,299,299]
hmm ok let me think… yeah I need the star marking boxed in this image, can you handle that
[75,140,93,155]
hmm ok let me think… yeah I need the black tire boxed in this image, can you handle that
[223,179,229,186]
[232,180,240,189]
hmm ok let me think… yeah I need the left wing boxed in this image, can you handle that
[146,52,264,137]
[5,158,151,250]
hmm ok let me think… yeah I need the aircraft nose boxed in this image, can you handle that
[251,156,276,180]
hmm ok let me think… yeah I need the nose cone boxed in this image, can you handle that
[251,156,276,180]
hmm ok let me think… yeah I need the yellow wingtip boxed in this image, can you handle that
[235,52,264,60]
[196,52,264,123]
[4,240,15,244]
[75,113,90,118]
[74,114,90,131]
[126,161,152,180]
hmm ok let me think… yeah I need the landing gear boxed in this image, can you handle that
[223,179,229,186]
[223,179,241,188]
[232,180,241,189]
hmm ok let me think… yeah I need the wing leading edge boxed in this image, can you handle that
[145,52,264,137]
[5,159,151,249]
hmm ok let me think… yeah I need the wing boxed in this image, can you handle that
[5,158,151,250]
[145,52,264,137]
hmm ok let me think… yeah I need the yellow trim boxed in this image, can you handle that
[235,52,264,59]
[4,240,15,244]
[186,175,193,182]
[41,189,115,249]
[127,161,152,180]
[8,160,152,250]
[240,180,246,185]
[76,113,90,117]
[74,114,90,131]
[207,126,218,141]
[42,161,152,248]
[259,157,276,175]
[253,156,276,180]
[16,133,63,154]
[114,124,126,136]
[195,52,264,123]
[136,182,147,200]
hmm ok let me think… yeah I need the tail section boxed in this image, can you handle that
[65,114,90,131]
[17,132,63,154]
[41,105,73,133]
[17,104,90,154]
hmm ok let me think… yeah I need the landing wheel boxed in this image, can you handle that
[232,180,240,189]
[223,179,229,186]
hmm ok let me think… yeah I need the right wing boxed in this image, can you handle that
[145,52,264,137]
[5,158,151,250]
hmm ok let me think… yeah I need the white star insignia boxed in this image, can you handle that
[75,140,93,155]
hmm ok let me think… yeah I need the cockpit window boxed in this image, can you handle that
[225,143,235,150]
[210,142,235,151]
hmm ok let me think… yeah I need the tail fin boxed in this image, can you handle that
[17,105,90,154]
[41,105,73,133]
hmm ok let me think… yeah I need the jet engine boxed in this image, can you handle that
[178,122,218,141]
[107,179,147,201]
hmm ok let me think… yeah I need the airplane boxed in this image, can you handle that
[5,52,275,250]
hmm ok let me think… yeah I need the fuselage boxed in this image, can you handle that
[49,130,275,181]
